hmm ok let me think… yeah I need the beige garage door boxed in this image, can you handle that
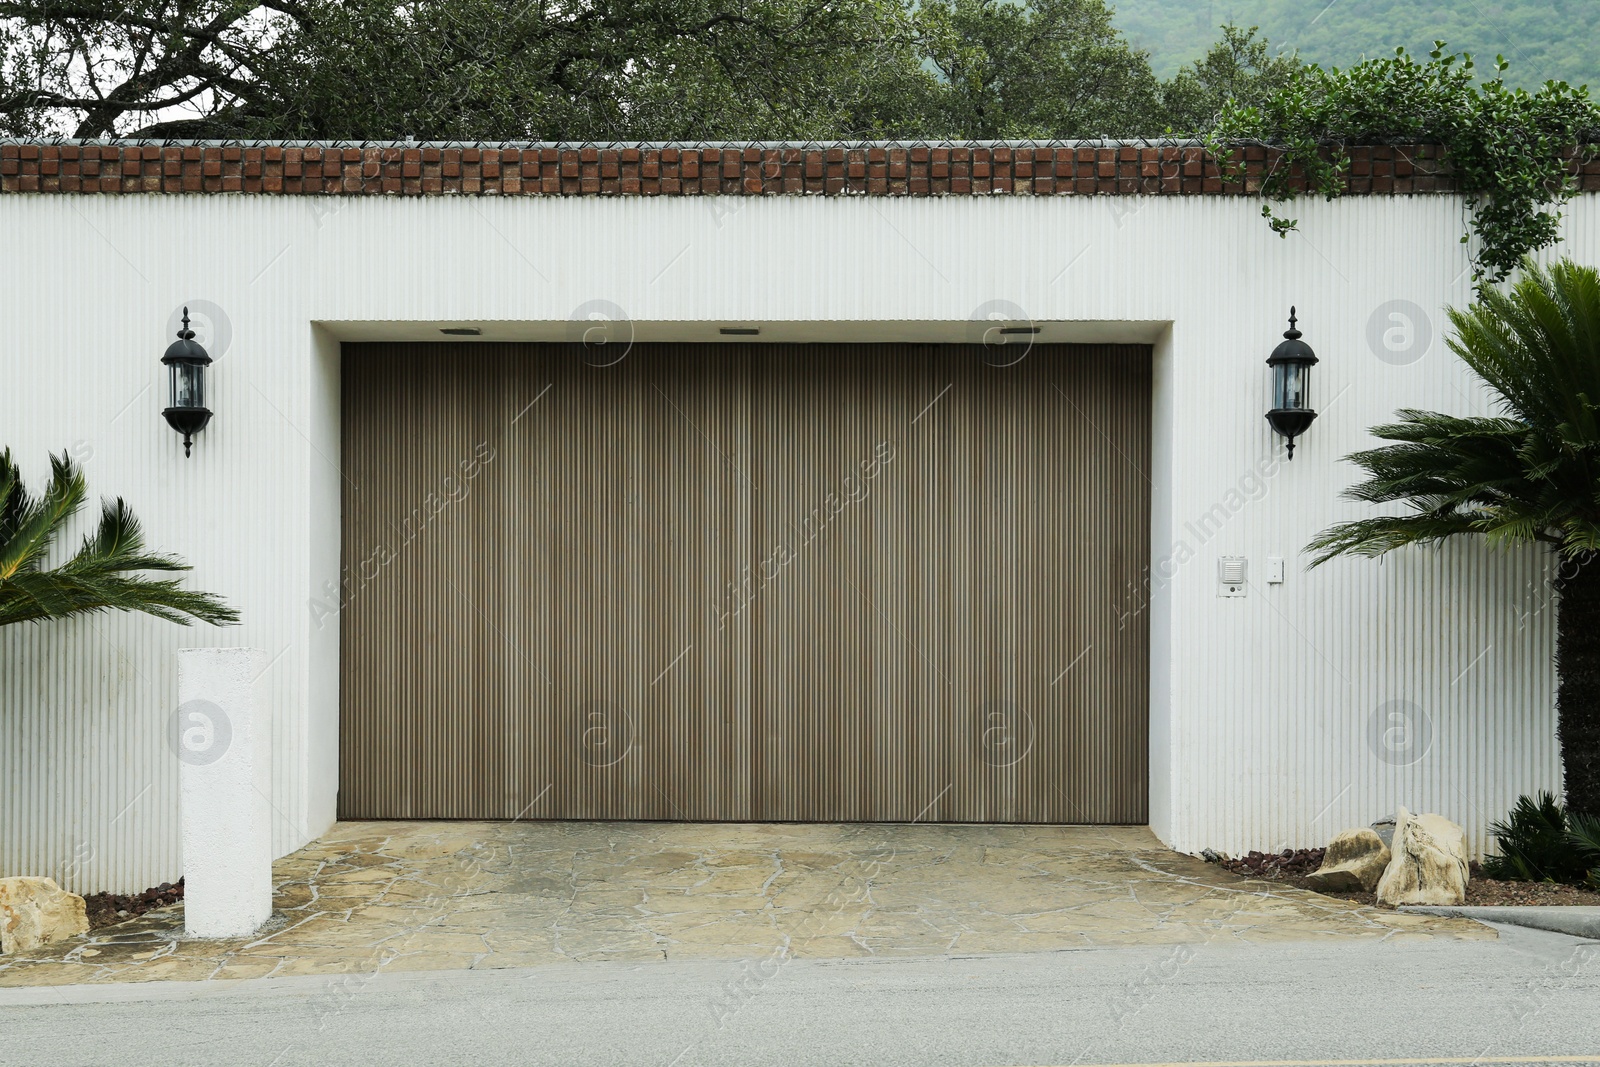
[339,342,1150,823]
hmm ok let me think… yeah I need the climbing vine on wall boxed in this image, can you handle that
[1204,45,1599,283]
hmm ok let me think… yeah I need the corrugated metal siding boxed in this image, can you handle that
[3,191,1594,889]
[340,342,1150,822]
[0,195,341,894]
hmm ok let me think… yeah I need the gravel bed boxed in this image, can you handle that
[82,879,184,929]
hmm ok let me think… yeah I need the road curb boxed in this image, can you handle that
[1401,905,1600,938]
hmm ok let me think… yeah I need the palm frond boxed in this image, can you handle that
[1305,513,1482,565]
[0,452,86,581]
[1570,811,1600,864]
[1310,259,1600,565]
[0,450,239,629]
[0,571,240,627]
[0,449,26,547]
[63,499,195,576]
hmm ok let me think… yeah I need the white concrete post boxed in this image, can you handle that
[176,647,271,938]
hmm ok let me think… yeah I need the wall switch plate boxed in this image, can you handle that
[1218,556,1247,597]
[1267,557,1285,584]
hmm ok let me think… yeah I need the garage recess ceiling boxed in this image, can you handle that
[340,342,1151,823]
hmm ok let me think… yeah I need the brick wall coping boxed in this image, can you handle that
[2,138,1596,198]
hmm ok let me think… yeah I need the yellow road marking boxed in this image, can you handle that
[1007,1058,1600,1067]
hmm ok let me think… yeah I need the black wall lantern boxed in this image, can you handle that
[161,307,213,457]
[1265,307,1319,459]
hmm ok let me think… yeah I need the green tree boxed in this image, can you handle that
[0,450,238,628]
[0,0,929,140]
[1306,260,1600,816]
[1159,24,1299,135]
[911,0,1161,138]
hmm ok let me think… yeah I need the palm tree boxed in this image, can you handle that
[1307,259,1600,817]
[0,449,238,628]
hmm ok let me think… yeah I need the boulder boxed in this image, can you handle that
[1375,807,1470,907]
[1369,817,1397,849]
[1307,828,1391,892]
[0,877,90,954]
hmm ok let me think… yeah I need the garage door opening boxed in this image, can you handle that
[339,342,1151,823]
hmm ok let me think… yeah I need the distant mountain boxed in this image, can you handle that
[1111,0,1596,89]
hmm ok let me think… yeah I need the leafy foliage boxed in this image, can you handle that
[1307,259,1600,565]
[909,0,1162,139]
[1482,791,1599,886]
[1204,45,1600,281]
[0,449,238,628]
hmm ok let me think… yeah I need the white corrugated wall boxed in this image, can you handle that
[1,189,1592,890]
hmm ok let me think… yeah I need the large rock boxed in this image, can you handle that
[0,877,89,954]
[1307,828,1391,892]
[1375,807,1470,907]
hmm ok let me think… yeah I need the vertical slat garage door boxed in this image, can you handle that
[339,342,1150,823]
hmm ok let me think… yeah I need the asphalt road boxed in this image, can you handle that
[2,923,1597,1067]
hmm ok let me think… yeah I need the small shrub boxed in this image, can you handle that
[1483,792,1596,885]
[1569,811,1600,889]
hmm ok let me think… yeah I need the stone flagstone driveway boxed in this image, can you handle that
[0,821,1490,986]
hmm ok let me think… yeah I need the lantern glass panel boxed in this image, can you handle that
[1273,361,1309,411]
[170,361,204,409]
